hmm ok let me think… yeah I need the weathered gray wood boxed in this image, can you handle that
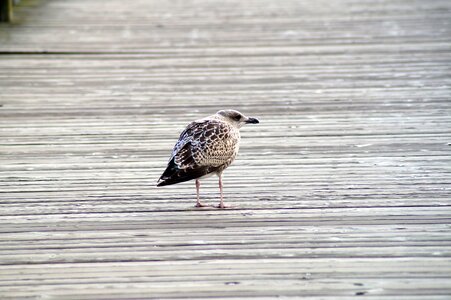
[0,0,451,299]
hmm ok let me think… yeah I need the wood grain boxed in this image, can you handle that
[0,0,450,299]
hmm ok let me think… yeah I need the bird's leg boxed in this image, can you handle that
[216,174,229,209]
[195,179,206,207]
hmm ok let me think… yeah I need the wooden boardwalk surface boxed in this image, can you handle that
[1,0,451,299]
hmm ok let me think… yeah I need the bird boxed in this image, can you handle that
[157,110,259,208]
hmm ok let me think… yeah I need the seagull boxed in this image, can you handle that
[157,110,259,208]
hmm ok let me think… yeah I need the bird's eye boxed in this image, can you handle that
[233,114,241,121]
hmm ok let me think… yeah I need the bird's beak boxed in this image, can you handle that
[245,117,259,124]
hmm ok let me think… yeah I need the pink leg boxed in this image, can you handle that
[195,179,206,207]
[217,174,228,208]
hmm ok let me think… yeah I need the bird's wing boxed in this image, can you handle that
[157,120,236,186]
[169,120,206,160]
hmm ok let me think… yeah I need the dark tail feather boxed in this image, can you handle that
[157,157,179,186]
[157,171,198,186]
[157,158,217,187]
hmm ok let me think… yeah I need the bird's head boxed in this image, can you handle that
[216,109,259,129]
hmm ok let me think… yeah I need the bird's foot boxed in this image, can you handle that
[195,202,208,208]
[215,203,232,209]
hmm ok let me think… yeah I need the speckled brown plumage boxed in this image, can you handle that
[157,110,259,208]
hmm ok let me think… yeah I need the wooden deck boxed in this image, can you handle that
[1,0,451,299]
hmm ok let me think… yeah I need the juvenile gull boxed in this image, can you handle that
[157,110,259,208]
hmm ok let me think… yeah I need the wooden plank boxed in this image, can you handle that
[0,0,451,299]
[0,0,12,22]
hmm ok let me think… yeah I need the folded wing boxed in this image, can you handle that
[157,119,235,186]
